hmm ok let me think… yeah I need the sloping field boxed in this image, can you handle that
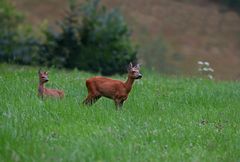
[10,0,240,80]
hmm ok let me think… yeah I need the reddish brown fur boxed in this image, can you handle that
[38,70,64,99]
[83,63,142,109]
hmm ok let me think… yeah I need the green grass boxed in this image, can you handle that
[0,64,239,162]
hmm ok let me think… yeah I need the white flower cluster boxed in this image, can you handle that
[198,61,214,80]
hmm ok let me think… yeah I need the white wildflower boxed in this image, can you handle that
[197,61,214,80]
[208,74,213,80]
[208,68,214,72]
[203,67,208,71]
[204,62,210,66]
[198,61,203,65]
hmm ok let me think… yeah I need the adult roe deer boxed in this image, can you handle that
[38,69,64,99]
[83,63,142,109]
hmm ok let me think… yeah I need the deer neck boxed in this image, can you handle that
[38,82,45,95]
[124,76,135,93]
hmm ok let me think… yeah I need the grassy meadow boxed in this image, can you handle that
[0,64,240,162]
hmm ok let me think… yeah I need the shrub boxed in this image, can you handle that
[0,0,21,63]
[41,0,137,75]
[211,0,240,13]
[0,0,40,65]
[0,0,23,31]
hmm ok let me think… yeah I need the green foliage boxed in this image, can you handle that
[0,0,40,65]
[211,0,240,13]
[42,0,137,75]
[0,0,22,62]
[0,0,23,31]
[0,0,136,74]
[39,2,82,68]
[0,64,240,161]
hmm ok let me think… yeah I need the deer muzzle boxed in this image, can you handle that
[136,74,142,79]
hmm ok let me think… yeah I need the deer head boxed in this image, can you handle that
[38,69,49,84]
[128,62,142,79]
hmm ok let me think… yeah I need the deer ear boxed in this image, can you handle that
[135,64,140,69]
[128,62,133,71]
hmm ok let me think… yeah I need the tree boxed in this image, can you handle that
[0,0,23,62]
[0,0,40,65]
[42,0,137,75]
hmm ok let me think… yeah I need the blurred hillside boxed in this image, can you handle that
[10,0,240,80]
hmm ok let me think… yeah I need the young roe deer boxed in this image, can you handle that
[83,63,142,109]
[38,69,64,99]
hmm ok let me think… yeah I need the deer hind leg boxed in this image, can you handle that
[83,94,94,105]
[83,81,99,106]
[92,96,101,105]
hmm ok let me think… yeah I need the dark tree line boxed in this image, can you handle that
[210,0,240,13]
[0,0,137,75]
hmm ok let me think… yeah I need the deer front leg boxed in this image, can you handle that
[114,95,128,110]
[114,99,124,110]
[38,93,44,100]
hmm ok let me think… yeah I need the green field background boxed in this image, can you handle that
[0,64,240,162]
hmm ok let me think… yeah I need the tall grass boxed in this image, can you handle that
[0,64,239,162]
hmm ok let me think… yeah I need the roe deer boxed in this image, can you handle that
[83,63,142,109]
[38,69,64,99]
